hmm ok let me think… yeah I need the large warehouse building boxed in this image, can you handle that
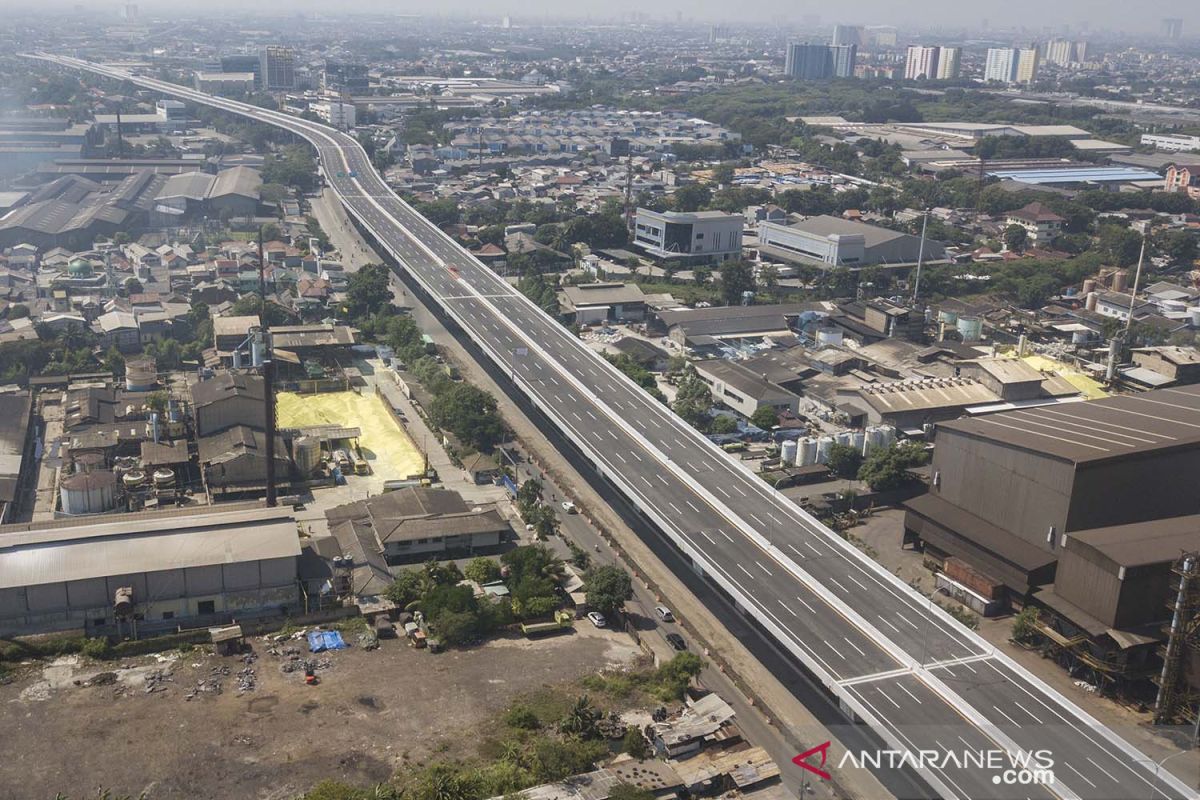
[905,385,1200,602]
[0,506,301,636]
[758,214,945,269]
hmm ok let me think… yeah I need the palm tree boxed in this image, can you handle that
[559,695,601,738]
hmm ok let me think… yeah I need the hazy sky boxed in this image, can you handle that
[1,0,1196,34]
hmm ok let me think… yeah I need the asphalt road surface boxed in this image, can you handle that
[31,54,1198,800]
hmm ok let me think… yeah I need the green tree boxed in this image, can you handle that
[654,651,704,700]
[826,442,863,479]
[430,383,505,452]
[1003,224,1028,253]
[558,695,602,738]
[384,569,425,607]
[857,441,929,491]
[517,269,559,313]
[345,263,393,320]
[672,182,711,212]
[672,366,712,430]
[719,260,754,305]
[621,729,650,760]
[710,415,738,434]
[750,406,779,430]
[584,565,633,617]
[464,556,501,584]
[1154,230,1199,265]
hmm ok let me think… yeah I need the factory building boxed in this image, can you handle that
[192,372,266,436]
[904,385,1200,606]
[0,507,301,636]
[758,215,944,269]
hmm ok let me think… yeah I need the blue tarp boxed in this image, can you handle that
[307,630,348,652]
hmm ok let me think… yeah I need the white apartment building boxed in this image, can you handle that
[985,48,1018,83]
[1142,134,1200,153]
[1015,48,1040,83]
[312,100,357,130]
[905,46,940,80]
[936,47,961,80]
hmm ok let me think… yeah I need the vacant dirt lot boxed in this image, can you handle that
[0,624,640,800]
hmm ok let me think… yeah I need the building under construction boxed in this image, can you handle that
[1154,552,1200,728]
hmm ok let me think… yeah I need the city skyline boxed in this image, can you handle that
[0,0,1197,34]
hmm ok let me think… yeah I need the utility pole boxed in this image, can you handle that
[624,151,634,234]
[911,208,930,305]
[1124,231,1148,340]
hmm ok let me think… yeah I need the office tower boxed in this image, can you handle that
[984,48,1019,83]
[832,24,863,48]
[784,43,834,79]
[1015,47,1040,83]
[936,47,961,79]
[831,44,858,78]
[869,26,898,47]
[501,15,512,28]
[323,61,369,94]
[1163,18,1183,40]
[260,46,296,91]
[905,45,940,80]
[120,3,137,19]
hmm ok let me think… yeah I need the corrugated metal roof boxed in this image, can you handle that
[0,507,299,589]
[938,383,1200,463]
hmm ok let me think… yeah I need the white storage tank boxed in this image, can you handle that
[816,436,834,464]
[125,357,157,392]
[123,470,147,491]
[780,439,798,466]
[1072,329,1089,346]
[937,309,958,325]
[60,471,118,515]
[835,430,853,447]
[956,316,983,342]
[799,437,818,466]
[852,430,866,452]
[816,328,843,347]
[292,435,321,477]
[879,425,896,447]
[152,468,176,489]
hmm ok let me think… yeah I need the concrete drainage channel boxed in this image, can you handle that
[347,224,932,800]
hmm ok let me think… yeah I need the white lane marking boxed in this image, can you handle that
[570,412,582,421]
[737,564,754,579]
[804,541,822,555]
[615,452,627,463]
[877,616,901,633]
[848,574,871,591]
[699,530,717,544]
[897,615,920,630]
[718,529,734,542]
[715,486,731,498]
[685,500,701,513]
[585,410,597,421]
[756,561,773,576]
[656,474,669,485]
[896,684,923,705]
[1086,757,1119,785]
[1017,703,1044,724]
[828,577,848,592]
[992,704,1021,727]
[795,595,817,614]
[826,640,845,659]
[778,600,798,616]
[1062,762,1097,789]
[843,637,867,657]
[639,476,652,488]
[733,485,747,496]
[788,543,805,558]
[668,502,682,514]
[606,430,618,440]
[769,513,783,525]
[749,513,766,526]
[876,688,902,709]
[630,452,642,462]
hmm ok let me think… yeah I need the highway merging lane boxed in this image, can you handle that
[32,54,1197,800]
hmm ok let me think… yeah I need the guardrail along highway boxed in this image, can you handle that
[30,54,1198,800]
